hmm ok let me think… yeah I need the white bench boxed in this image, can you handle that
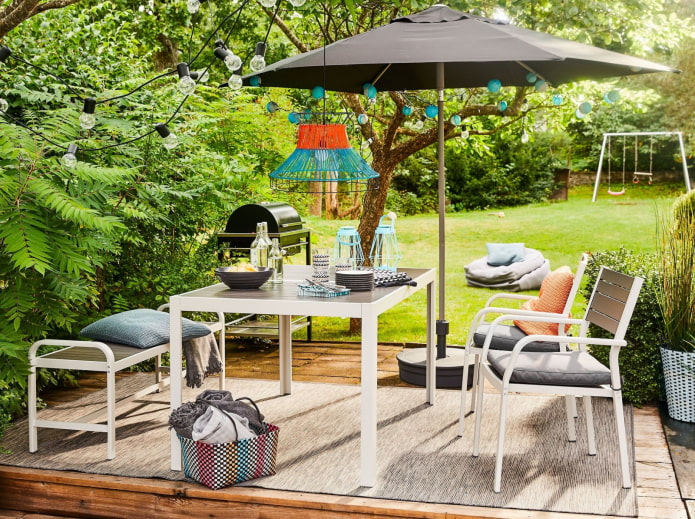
[28,306,225,460]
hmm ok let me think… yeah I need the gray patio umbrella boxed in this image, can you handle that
[245,5,677,382]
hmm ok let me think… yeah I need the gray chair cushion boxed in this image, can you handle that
[80,309,211,349]
[474,324,561,352]
[487,350,612,386]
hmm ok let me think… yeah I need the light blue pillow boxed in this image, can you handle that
[486,243,526,267]
[80,309,211,349]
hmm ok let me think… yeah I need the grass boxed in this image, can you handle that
[295,183,686,345]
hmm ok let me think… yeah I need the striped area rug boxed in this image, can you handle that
[0,374,637,516]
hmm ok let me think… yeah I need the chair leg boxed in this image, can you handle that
[469,353,480,414]
[472,368,485,456]
[565,395,577,442]
[612,392,632,489]
[584,395,596,455]
[106,369,116,460]
[458,350,473,436]
[493,391,509,493]
[28,366,38,453]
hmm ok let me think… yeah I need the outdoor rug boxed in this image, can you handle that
[0,374,637,516]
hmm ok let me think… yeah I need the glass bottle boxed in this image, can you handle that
[249,221,271,268]
[268,238,284,284]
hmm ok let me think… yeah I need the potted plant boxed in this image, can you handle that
[655,191,695,422]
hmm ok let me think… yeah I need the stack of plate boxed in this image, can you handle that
[335,270,374,292]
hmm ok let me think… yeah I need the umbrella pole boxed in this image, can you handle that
[436,62,449,359]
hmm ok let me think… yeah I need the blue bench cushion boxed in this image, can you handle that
[80,309,211,349]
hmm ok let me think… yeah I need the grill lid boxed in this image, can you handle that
[223,202,303,234]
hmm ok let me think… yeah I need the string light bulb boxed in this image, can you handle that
[228,74,243,90]
[176,63,196,96]
[259,0,276,6]
[214,45,241,72]
[460,125,470,139]
[0,98,8,112]
[0,46,10,66]
[249,42,267,73]
[413,115,426,130]
[155,123,179,150]
[187,0,200,14]
[62,144,78,168]
[289,0,306,6]
[79,97,97,130]
[190,70,209,83]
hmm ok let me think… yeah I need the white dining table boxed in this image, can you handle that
[168,265,436,487]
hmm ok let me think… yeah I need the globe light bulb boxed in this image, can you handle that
[176,63,196,95]
[62,144,78,168]
[357,113,369,125]
[249,42,267,72]
[79,112,96,130]
[413,116,425,130]
[361,137,373,150]
[224,53,242,72]
[155,123,179,150]
[401,106,413,117]
[521,131,529,144]
[186,0,200,14]
[461,127,470,139]
[178,75,196,95]
[289,0,306,6]
[228,74,243,90]
[197,70,209,83]
[259,0,276,7]
[424,104,438,118]
[450,114,462,126]
[0,97,9,112]
[266,101,279,113]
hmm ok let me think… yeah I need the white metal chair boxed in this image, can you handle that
[471,266,643,492]
[28,305,225,460]
[458,254,588,433]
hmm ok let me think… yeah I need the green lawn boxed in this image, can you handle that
[298,183,685,344]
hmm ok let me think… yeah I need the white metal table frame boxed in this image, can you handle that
[168,265,436,487]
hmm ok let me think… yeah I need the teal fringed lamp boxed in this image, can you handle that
[269,123,379,192]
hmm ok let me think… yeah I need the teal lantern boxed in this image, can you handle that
[333,226,365,267]
[311,85,325,99]
[369,212,401,271]
[424,104,438,118]
[402,106,413,116]
[487,79,502,93]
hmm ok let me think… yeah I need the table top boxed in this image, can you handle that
[171,266,435,318]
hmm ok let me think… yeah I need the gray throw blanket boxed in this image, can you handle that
[168,390,266,439]
[197,389,265,435]
[183,332,222,388]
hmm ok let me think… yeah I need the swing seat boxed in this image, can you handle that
[608,188,625,196]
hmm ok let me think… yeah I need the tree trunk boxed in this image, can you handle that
[309,186,322,216]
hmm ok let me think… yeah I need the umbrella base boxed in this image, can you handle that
[396,347,473,389]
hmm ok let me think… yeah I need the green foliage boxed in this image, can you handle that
[445,132,556,211]
[582,248,664,406]
[655,192,695,352]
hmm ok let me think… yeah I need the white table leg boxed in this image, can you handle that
[426,280,436,404]
[360,310,378,487]
[279,314,292,395]
[169,296,183,471]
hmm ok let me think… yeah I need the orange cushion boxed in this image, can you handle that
[514,266,574,336]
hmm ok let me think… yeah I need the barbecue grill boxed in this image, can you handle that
[218,202,311,263]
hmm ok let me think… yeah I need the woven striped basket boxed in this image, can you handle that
[661,347,695,423]
[178,423,279,489]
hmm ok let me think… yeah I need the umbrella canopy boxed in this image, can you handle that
[248,5,677,92]
[245,5,677,352]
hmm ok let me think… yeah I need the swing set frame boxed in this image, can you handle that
[592,131,692,201]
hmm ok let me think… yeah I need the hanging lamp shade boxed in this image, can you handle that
[269,123,379,192]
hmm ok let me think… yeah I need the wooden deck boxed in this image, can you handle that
[0,340,689,519]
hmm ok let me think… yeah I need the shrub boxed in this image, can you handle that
[582,248,664,406]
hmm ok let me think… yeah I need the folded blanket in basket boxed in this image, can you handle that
[196,389,265,435]
[191,406,256,444]
[183,332,222,389]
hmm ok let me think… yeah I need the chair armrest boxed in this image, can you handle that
[29,339,117,364]
[484,293,536,308]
